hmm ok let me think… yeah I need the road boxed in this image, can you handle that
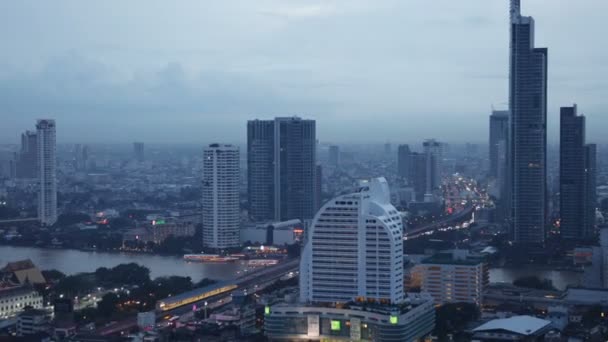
[97,258,299,335]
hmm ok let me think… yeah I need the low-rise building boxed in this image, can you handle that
[0,285,44,319]
[241,219,304,246]
[18,308,49,336]
[413,250,488,305]
[264,293,435,342]
[471,315,553,341]
[150,218,196,244]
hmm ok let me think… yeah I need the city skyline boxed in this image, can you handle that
[1,1,607,144]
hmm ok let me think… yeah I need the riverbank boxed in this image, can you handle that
[0,245,248,282]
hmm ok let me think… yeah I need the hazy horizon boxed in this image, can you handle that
[2,0,607,144]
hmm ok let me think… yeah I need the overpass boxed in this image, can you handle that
[404,204,475,239]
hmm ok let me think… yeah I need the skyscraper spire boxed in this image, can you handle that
[510,0,521,22]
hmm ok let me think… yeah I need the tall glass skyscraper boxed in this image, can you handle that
[508,0,548,245]
[560,105,587,240]
[247,117,317,223]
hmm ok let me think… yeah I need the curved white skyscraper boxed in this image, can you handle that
[300,177,404,304]
[202,144,240,249]
[37,119,57,226]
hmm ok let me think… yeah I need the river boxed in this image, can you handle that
[0,246,585,289]
[0,246,248,282]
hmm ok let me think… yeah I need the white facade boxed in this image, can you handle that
[0,287,44,319]
[414,250,487,305]
[202,144,240,249]
[36,119,57,226]
[300,177,404,304]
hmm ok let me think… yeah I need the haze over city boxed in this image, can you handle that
[1,0,607,143]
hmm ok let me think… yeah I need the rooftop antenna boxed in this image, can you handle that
[510,0,521,22]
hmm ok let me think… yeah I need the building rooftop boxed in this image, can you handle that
[421,250,484,266]
[473,315,551,336]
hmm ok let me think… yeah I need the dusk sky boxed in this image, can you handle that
[1,0,606,144]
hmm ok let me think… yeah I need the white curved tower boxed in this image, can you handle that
[300,177,404,304]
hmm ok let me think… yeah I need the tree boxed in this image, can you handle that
[434,303,480,338]
[97,293,121,317]
[55,212,91,227]
[42,269,66,282]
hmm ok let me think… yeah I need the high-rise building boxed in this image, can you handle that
[508,0,548,245]
[489,110,509,178]
[423,139,442,192]
[411,152,428,201]
[584,144,597,238]
[328,145,339,166]
[202,144,240,249]
[413,250,488,306]
[36,119,57,226]
[266,177,435,341]
[559,105,593,240]
[16,131,37,179]
[133,142,144,162]
[247,117,317,223]
[247,120,275,222]
[397,144,411,181]
[299,177,404,304]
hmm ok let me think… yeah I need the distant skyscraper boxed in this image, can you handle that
[247,117,316,222]
[411,152,429,202]
[16,131,37,179]
[133,142,144,162]
[202,144,240,249]
[489,110,509,178]
[299,177,404,304]
[37,119,57,226]
[423,139,442,192]
[508,0,548,245]
[384,142,392,155]
[328,145,339,166]
[397,144,411,181]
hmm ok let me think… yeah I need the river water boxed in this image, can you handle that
[0,246,247,282]
[0,246,584,289]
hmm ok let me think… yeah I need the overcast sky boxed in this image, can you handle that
[1,0,606,144]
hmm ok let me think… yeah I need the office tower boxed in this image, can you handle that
[16,131,37,179]
[247,120,275,222]
[300,177,404,304]
[397,144,411,181]
[496,140,507,200]
[247,117,316,222]
[328,145,339,166]
[489,110,509,178]
[584,144,597,238]
[411,152,428,201]
[508,0,548,245]
[202,144,240,249]
[423,139,442,191]
[413,250,488,306]
[37,119,57,226]
[560,105,587,240]
[133,142,144,162]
